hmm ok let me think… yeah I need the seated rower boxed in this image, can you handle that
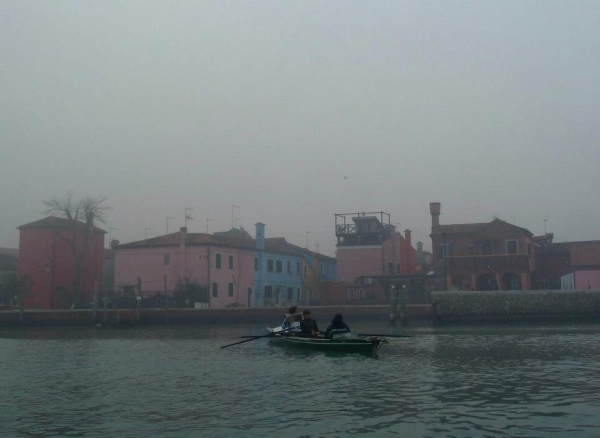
[324,313,351,339]
[299,309,319,337]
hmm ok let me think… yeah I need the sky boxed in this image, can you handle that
[2,1,599,257]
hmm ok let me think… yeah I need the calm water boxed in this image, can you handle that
[1,320,600,437]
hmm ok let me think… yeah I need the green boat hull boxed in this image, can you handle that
[269,335,384,353]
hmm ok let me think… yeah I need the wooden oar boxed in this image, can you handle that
[220,335,273,349]
[220,327,293,348]
[356,333,411,338]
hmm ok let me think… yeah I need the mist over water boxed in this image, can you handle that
[2,322,600,437]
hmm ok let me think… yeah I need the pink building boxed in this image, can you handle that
[114,227,256,308]
[335,212,417,284]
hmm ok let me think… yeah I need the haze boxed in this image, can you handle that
[2,1,599,256]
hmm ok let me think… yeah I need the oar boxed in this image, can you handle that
[356,333,411,338]
[220,334,273,349]
[220,327,293,348]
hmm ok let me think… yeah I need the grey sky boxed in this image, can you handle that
[2,1,599,256]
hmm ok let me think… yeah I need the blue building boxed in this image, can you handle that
[253,223,305,308]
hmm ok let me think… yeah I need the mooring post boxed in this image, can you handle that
[389,285,398,327]
[92,280,98,321]
[399,284,408,326]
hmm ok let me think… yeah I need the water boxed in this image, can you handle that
[1,321,600,437]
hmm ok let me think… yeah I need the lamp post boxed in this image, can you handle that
[442,227,447,291]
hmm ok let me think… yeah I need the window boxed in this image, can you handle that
[303,265,307,278]
[348,288,355,298]
[255,257,258,271]
[438,244,451,259]
[287,261,291,273]
[506,240,518,255]
[296,262,300,274]
[265,285,272,299]
[228,283,234,297]
[212,283,218,298]
[164,254,170,265]
[267,259,274,272]
[216,253,222,269]
[228,255,234,269]
[287,287,293,300]
[479,241,492,255]
[276,260,282,273]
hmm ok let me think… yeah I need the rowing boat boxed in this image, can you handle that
[268,332,386,353]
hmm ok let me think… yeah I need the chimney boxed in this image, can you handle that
[430,202,441,231]
[255,222,265,250]
[404,229,412,247]
[110,239,120,250]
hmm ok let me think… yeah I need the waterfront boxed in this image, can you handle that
[2,320,600,437]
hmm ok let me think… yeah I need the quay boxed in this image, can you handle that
[1,289,600,326]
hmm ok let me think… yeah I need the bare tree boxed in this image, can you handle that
[44,192,111,308]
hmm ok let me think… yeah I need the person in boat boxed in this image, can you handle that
[324,313,351,339]
[299,309,319,337]
[281,306,303,331]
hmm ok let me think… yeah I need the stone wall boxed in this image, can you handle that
[432,289,600,320]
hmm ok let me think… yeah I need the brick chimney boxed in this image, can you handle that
[255,223,265,250]
[430,202,441,231]
[404,229,412,246]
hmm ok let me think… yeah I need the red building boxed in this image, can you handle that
[429,202,535,291]
[18,216,105,308]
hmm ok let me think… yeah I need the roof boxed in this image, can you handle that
[0,253,18,271]
[116,229,308,258]
[18,216,106,233]
[436,219,533,237]
[0,247,18,258]
[571,243,600,267]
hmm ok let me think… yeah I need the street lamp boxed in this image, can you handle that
[442,227,447,291]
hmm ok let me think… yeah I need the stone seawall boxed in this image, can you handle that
[432,289,600,321]
[0,305,399,327]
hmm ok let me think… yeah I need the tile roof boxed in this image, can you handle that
[18,216,106,233]
[116,229,305,257]
[571,243,600,267]
[437,219,532,236]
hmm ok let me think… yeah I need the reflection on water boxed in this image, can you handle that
[1,322,600,437]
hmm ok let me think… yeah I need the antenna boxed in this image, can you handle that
[185,208,194,228]
[231,204,239,228]
[543,219,548,234]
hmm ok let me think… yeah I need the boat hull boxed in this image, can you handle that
[269,335,383,353]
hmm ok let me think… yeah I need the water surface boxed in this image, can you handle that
[1,321,600,437]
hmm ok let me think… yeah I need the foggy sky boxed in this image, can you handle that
[2,1,599,256]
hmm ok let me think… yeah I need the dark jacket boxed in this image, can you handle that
[325,315,350,339]
[300,317,319,335]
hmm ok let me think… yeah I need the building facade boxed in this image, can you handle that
[334,211,417,303]
[18,216,105,308]
[429,202,535,291]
